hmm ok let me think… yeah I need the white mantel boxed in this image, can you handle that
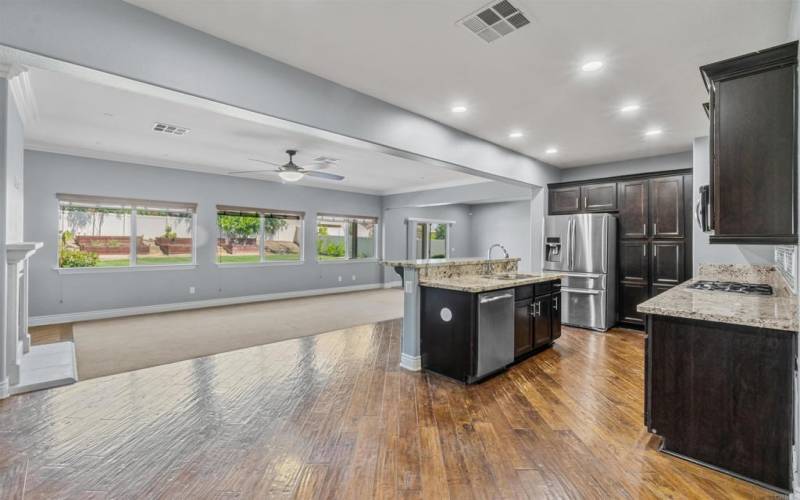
[1,241,76,399]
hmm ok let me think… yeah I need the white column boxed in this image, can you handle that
[399,267,422,371]
[20,258,30,352]
[5,260,20,386]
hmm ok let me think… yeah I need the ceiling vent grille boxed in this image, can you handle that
[458,0,531,43]
[152,122,190,136]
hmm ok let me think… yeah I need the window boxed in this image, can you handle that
[217,206,303,264]
[316,214,378,261]
[412,220,451,259]
[57,194,196,269]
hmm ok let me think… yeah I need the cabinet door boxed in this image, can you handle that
[550,291,562,340]
[532,295,552,348]
[619,240,649,283]
[618,180,649,238]
[620,282,649,326]
[581,183,617,212]
[712,64,796,244]
[549,186,581,214]
[514,299,533,358]
[650,176,684,238]
[652,241,684,288]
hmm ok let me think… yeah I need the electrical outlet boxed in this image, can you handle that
[189,286,196,295]
[337,275,343,282]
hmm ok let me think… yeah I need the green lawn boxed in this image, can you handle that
[95,256,193,267]
[217,253,301,264]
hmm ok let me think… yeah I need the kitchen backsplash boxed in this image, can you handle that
[774,246,797,295]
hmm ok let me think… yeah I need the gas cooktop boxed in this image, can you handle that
[687,280,773,296]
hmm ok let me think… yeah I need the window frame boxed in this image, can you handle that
[216,205,306,267]
[316,213,379,263]
[55,194,198,273]
[407,218,454,260]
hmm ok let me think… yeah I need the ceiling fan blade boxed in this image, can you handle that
[229,168,280,175]
[248,158,283,167]
[298,162,330,171]
[304,170,345,181]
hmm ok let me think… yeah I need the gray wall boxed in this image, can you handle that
[469,201,533,272]
[0,0,559,187]
[559,151,692,183]
[25,150,384,317]
[691,137,775,273]
[381,204,473,282]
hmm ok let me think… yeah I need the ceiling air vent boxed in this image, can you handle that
[152,122,190,136]
[458,0,531,43]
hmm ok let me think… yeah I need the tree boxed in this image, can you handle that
[264,216,288,238]
[433,224,447,240]
[218,214,260,243]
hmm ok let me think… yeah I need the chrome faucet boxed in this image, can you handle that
[485,243,509,274]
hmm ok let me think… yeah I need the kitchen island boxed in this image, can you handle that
[638,264,798,493]
[383,257,560,373]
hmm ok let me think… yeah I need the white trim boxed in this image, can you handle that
[383,280,402,289]
[400,353,422,371]
[6,67,38,125]
[29,282,385,326]
[55,264,198,275]
[380,178,491,196]
[316,258,380,265]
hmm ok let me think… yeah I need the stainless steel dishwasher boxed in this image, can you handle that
[475,289,515,379]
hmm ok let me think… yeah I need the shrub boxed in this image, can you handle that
[163,225,177,241]
[59,247,99,267]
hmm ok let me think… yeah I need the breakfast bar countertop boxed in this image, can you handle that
[420,272,562,293]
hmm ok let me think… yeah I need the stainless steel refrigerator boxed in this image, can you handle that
[543,213,617,331]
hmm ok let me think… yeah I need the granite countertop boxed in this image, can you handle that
[420,272,562,293]
[382,257,520,269]
[637,277,799,332]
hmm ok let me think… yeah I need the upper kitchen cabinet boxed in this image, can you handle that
[618,179,649,238]
[701,41,798,244]
[548,186,581,214]
[581,183,617,212]
[649,175,684,238]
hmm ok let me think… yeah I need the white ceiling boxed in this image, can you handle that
[24,68,487,195]
[127,0,792,168]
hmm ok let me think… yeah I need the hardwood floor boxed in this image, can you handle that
[0,320,781,499]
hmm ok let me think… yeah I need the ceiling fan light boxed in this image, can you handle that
[279,171,304,182]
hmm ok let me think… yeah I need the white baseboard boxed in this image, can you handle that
[400,353,422,371]
[0,379,8,399]
[30,282,389,326]
[383,280,402,289]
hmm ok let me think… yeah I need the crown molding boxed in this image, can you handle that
[0,62,24,80]
[6,67,38,126]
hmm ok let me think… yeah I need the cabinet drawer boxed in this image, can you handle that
[534,282,552,297]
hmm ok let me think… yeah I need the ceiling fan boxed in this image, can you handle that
[229,149,345,182]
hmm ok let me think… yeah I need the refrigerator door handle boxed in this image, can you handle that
[569,217,576,271]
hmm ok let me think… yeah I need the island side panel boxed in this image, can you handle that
[400,267,422,370]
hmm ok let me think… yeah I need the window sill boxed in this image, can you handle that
[54,264,198,275]
[215,261,304,269]
[316,258,380,265]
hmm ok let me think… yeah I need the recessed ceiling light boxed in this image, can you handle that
[620,104,641,113]
[451,105,468,113]
[644,128,663,136]
[509,131,524,138]
[581,60,604,72]
[545,147,558,154]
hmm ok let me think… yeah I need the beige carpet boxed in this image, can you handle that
[73,288,403,379]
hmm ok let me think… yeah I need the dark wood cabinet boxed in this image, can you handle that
[619,240,649,282]
[619,282,649,325]
[548,186,581,214]
[548,170,692,329]
[651,241,684,288]
[514,298,533,357]
[581,183,617,212]
[514,281,561,360]
[646,315,795,492]
[649,176,684,238]
[618,180,649,238]
[701,41,798,244]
